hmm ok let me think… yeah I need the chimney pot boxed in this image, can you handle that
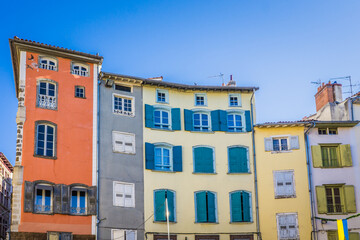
[315,82,342,112]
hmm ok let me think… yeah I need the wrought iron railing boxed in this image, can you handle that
[113,109,134,116]
[34,204,51,213]
[38,94,57,109]
[70,207,86,214]
[39,63,57,71]
[71,69,88,77]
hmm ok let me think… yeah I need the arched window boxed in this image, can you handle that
[34,184,53,213]
[193,112,210,131]
[71,63,89,77]
[227,113,244,132]
[154,189,176,222]
[154,145,172,171]
[230,190,252,222]
[35,122,56,158]
[193,146,215,173]
[37,80,57,110]
[39,57,57,71]
[154,109,170,129]
[195,191,217,223]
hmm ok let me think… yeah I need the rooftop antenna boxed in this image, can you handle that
[311,79,321,86]
[208,73,225,85]
[329,76,353,95]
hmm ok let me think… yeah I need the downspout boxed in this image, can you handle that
[96,71,101,239]
[351,98,355,121]
[305,121,317,240]
[250,89,261,240]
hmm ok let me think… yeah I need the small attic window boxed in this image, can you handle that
[115,84,132,92]
[39,57,57,71]
[71,63,89,77]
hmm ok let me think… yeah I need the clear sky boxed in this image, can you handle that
[1,0,360,165]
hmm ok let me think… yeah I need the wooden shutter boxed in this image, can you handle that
[344,185,356,213]
[124,184,134,207]
[173,146,183,172]
[155,190,166,221]
[113,132,125,153]
[242,191,251,222]
[219,110,228,131]
[87,186,97,215]
[245,110,252,132]
[228,147,248,173]
[60,233,72,240]
[211,110,221,131]
[230,192,242,222]
[123,134,135,153]
[340,144,353,167]
[194,147,214,173]
[114,183,124,206]
[284,172,295,197]
[171,108,181,131]
[53,184,62,214]
[196,191,207,222]
[24,181,34,212]
[349,232,360,240]
[207,192,216,222]
[184,109,194,131]
[264,138,273,151]
[311,145,323,168]
[145,143,155,170]
[287,214,298,238]
[289,135,300,150]
[274,172,285,197]
[167,190,175,222]
[315,186,327,214]
[145,104,154,128]
[61,185,70,214]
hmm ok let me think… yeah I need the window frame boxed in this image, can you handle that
[325,185,345,214]
[227,111,245,132]
[153,189,177,222]
[320,144,340,168]
[229,190,252,223]
[193,111,211,132]
[272,137,289,152]
[114,84,133,93]
[156,89,169,104]
[154,143,173,171]
[194,93,207,106]
[112,93,135,117]
[153,107,171,130]
[112,131,136,154]
[113,181,135,208]
[75,85,86,99]
[71,62,89,77]
[194,190,218,223]
[47,232,72,240]
[273,170,296,198]
[111,229,137,240]
[36,79,58,110]
[276,213,299,240]
[193,145,216,174]
[228,93,241,107]
[38,56,58,71]
[70,187,87,215]
[227,145,250,173]
[34,121,57,159]
[34,184,53,214]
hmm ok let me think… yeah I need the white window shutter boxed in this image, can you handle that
[126,230,136,240]
[124,135,135,153]
[287,214,298,238]
[284,172,294,196]
[112,229,125,240]
[124,184,134,207]
[289,135,300,150]
[264,137,273,151]
[113,132,125,153]
[114,183,125,206]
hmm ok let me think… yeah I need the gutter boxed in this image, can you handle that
[304,121,317,240]
[250,89,261,239]
[96,69,101,239]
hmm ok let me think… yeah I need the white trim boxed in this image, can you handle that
[273,170,296,198]
[276,212,299,240]
[193,111,212,132]
[228,93,242,107]
[153,107,172,130]
[154,144,173,171]
[156,89,169,104]
[92,64,98,236]
[194,93,208,106]
[111,229,137,240]
[112,93,135,117]
[113,181,135,208]
[112,131,136,154]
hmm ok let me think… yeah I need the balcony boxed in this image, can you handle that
[71,69,89,77]
[34,204,51,213]
[70,207,86,215]
[37,94,57,110]
[39,63,57,71]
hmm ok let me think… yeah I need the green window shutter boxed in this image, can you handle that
[167,190,175,222]
[349,232,360,240]
[196,191,207,222]
[155,190,166,221]
[228,147,248,173]
[194,147,214,173]
[344,185,356,213]
[340,144,353,167]
[311,145,323,168]
[230,192,242,222]
[242,191,251,222]
[171,108,181,131]
[173,146,183,172]
[184,109,194,131]
[211,110,221,131]
[219,110,228,131]
[245,110,252,132]
[145,104,154,128]
[207,191,216,222]
[315,186,327,214]
[145,143,155,170]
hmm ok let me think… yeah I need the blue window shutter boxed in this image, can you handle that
[173,146,183,172]
[207,192,216,222]
[145,104,154,128]
[196,192,207,222]
[145,143,155,170]
[184,109,193,131]
[242,191,251,222]
[194,147,214,173]
[154,190,166,221]
[171,108,181,130]
[211,110,220,131]
[219,110,228,131]
[245,110,252,132]
[230,192,242,222]
[229,147,248,173]
[167,190,175,222]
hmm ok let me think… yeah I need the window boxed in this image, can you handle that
[75,86,85,98]
[316,185,356,214]
[318,128,327,135]
[230,191,252,222]
[195,93,207,106]
[329,128,338,135]
[273,138,288,151]
[112,131,135,154]
[227,113,243,132]
[47,232,72,240]
[230,235,253,240]
[34,185,52,213]
[37,81,57,110]
[276,213,299,240]
[39,57,57,71]
[311,144,352,168]
[154,235,177,240]
[193,146,215,173]
[229,94,241,107]
[145,143,182,172]
[193,112,210,131]
[71,63,89,76]
[70,189,86,215]
[274,171,295,198]
[154,109,170,129]
[115,84,132,92]
[113,182,135,207]
[195,236,219,240]
[228,146,249,173]
[264,136,300,152]
[318,128,338,135]
[112,229,136,240]
[35,123,56,158]
[113,94,134,117]
[195,191,217,223]
[156,89,169,103]
[327,231,360,240]
[154,189,176,222]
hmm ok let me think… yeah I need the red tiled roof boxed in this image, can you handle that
[0,153,13,172]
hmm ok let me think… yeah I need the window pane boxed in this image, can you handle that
[273,139,280,151]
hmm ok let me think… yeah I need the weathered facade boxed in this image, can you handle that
[0,153,13,240]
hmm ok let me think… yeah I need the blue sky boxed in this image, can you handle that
[1,0,360,164]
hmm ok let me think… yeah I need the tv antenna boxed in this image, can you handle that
[208,73,225,85]
[329,76,353,95]
[311,79,321,85]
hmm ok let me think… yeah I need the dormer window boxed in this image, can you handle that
[39,57,57,71]
[71,63,89,77]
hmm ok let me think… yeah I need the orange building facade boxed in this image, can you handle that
[9,37,102,239]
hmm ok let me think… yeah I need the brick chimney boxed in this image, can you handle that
[315,81,342,111]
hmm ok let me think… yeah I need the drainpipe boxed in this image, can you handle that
[96,70,101,239]
[250,89,261,240]
[305,121,317,240]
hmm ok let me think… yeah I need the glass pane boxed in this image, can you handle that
[281,139,288,150]
[273,139,280,151]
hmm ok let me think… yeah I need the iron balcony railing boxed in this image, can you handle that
[39,63,57,71]
[70,207,86,215]
[34,204,51,213]
[71,69,89,77]
[38,94,57,109]
[113,109,134,116]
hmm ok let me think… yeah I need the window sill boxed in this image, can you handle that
[33,154,57,160]
[228,105,242,108]
[33,211,53,215]
[227,172,251,175]
[150,169,177,173]
[275,195,296,199]
[156,101,169,104]
[74,96,86,99]
[324,212,349,215]
[229,221,253,224]
[319,166,345,169]
[36,106,58,111]
[194,221,218,224]
[113,151,136,155]
[190,131,214,134]
[153,220,177,223]
[113,205,135,208]
[271,150,293,154]
[71,74,89,77]
[150,127,174,132]
[225,131,247,134]
[113,112,135,118]
[193,172,217,175]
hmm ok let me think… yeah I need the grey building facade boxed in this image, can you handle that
[98,72,144,240]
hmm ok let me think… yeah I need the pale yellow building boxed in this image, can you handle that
[255,123,312,240]
[142,79,259,240]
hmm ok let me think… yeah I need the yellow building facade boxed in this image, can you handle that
[143,79,259,240]
[255,123,312,240]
